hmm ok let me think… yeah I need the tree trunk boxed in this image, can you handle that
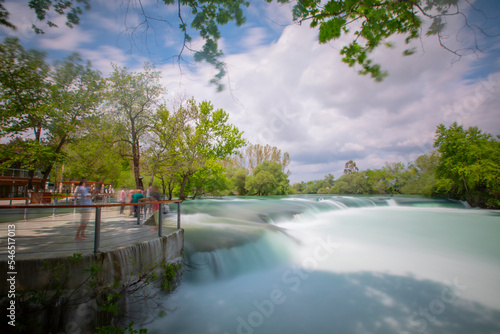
[160,175,167,197]
[178,174,190,200]
[148,156,160,187]
[191,188,199,200]
[132,141,143,189]
[168,180,174,200]
[40,136,67,191]
[27,169,34,196]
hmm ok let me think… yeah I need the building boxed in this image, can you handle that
[0,168,44,198]
[0,168,114,198]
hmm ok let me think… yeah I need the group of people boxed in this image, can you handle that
[119,186,161,217]
[74,180,162,241]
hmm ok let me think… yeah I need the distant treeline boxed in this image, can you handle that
[292,123,500,209]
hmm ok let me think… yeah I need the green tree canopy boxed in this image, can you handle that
[105,63,165,189]
[1,1,492,89]
[433,122,500,208]
[147,99,246,199]
[245,161,290,196]
[0,37,103,191]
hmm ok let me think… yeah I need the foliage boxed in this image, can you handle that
[186,160,231,198]
[0,37,51,183]
[40,52,104,188]
[0,1,488,89]
[293,173,335,194]
[343,160,359,175]
[294,124,499,209]
[332,170,372,194]
[147,99,246,199]
[228,143,291,175]
[62,131,128,185]
[400,150,440,196]
[368,162,410,194]
[105,63,165,189]
[0,37,103,191]
[433,123,500,208]
[226,165,248,195]
[245,161,290,196]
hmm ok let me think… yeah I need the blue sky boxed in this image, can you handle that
[1,0,500,183]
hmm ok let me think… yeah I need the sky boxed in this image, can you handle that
[1,0,500,183]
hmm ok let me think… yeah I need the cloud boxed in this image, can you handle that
[78,45,148,75]
[238,27,269,51]
[38,27,94,50]
[158,20,499,183]
[6,0,497,184]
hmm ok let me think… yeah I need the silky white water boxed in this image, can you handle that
[144,196,500,334]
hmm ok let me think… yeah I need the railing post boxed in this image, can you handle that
[53,196,57,217]
[94,207,101,253]
[136,204,141,225]
[177,202,181,229]
[158,203,163,237]
[24,198,28,221]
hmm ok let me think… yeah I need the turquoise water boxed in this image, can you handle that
[144,196,500,334]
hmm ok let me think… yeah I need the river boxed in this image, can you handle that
[143,195,500,334]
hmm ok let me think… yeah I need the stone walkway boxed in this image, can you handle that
[0,207,179,260]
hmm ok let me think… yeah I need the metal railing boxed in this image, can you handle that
[0,194,115,219]
[0,200,182,254]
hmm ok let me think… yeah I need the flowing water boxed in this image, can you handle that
[144,196,500,334]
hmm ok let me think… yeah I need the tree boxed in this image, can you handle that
[401,150,440,196]
[39,53,104,190]
[245,161,290,196]
[0,0,91,34]
[433,123,500,208]
[291,181,307,194]
[144,103,189,190]
[1,1,492,88]
[0,38,104,193]
[225,165,248,195]
[332,170,371,194]
[343,160,359,175]
[148,99,246,200]
[229,143,291,175]
[187,159,230,199]
[105,64,165,189]
[61,120,128,186]
[0,37,51,192]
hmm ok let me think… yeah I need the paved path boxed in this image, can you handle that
[0,207,179,260]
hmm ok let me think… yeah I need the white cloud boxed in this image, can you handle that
[340,143,365,153]
[4,1,497,184]
[157,21,499,183]
[39,27,94,50]
[238,27,269,50]
[78,45,148,75]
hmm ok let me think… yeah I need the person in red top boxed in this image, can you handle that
[128,189,135,215]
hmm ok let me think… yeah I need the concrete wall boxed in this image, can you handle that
[0,229,184,293]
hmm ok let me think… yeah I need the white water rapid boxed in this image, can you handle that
[142,195,500,334]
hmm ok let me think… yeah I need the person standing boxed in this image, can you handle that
[119,187,127,214]
[128,189,135,216]
[132,189,145,218]
[146,185,152,214]
[149,186,161,231]
[75,179,92,241]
